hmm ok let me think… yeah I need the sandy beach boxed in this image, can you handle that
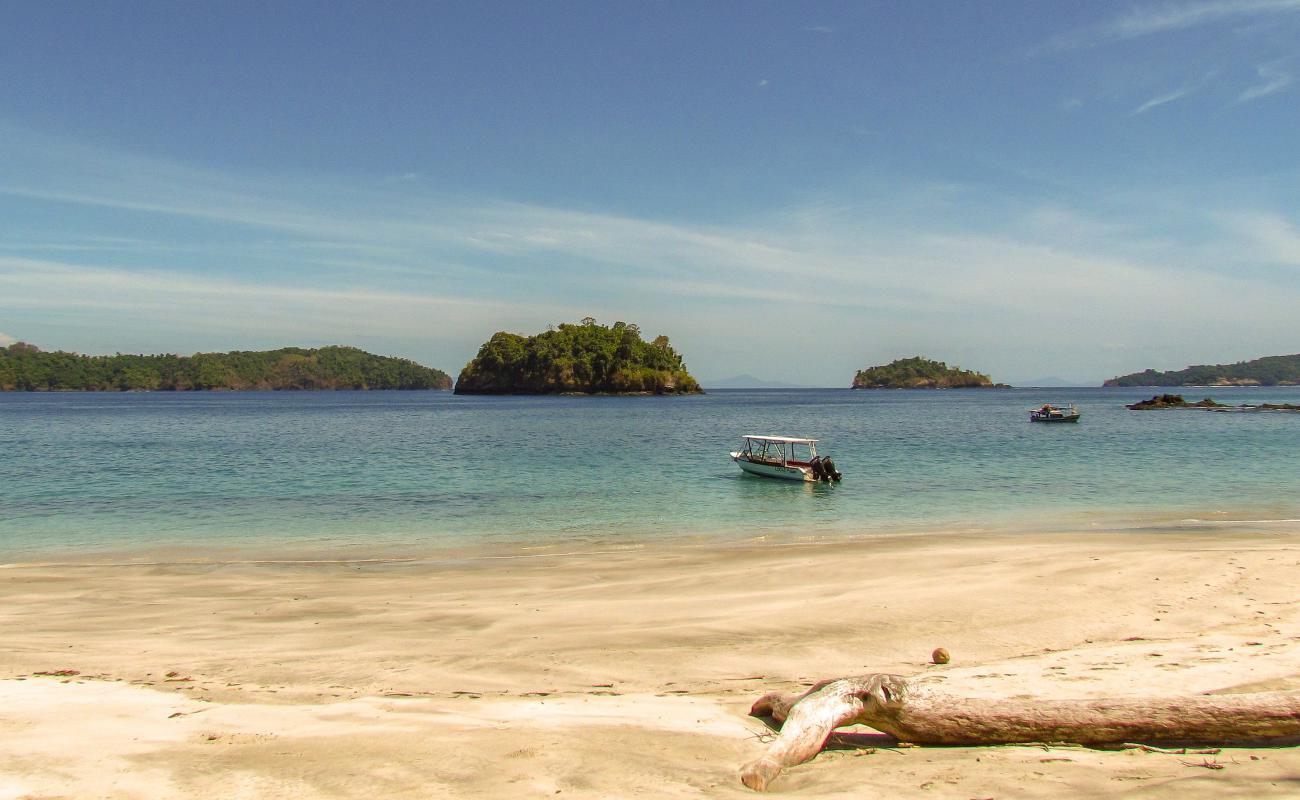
[2,527,1298,798]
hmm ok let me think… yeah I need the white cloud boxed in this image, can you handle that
[0,256,561,348]
[1112,0,1300,38]
[3,125,1299,383]
[1221,212,1300,265]
[1133,86,1196,113]
[1237,61,1294,103]
[1042,0,1300,51]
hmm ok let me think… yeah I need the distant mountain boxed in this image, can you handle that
[1104,354,1300,387]
[1008,376,1089,388]
[703,374,811,389]
[852,356,1008,389]
[0,343,452,391]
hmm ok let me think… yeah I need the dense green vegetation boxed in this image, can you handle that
[0,342,452,391]
[455,318,702,394]
[852,356,1005,389]
[1105,354,1300,386]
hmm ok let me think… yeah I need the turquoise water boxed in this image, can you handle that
[2,388,1299,559]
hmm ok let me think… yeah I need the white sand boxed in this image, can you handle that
[2,528,1298,798]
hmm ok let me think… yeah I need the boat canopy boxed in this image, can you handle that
[742,435,818,444]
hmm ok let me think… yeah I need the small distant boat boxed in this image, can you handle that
[1029,403,1081,423]
[730,435,842,482]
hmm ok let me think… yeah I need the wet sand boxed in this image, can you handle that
[2,527,1298,798]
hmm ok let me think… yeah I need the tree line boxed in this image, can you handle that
[0,343,452,391]
[1104,354,1300,386]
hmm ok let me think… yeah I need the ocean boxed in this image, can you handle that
[2,387,1298,560]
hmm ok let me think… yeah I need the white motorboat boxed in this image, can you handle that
[730,435,842,482]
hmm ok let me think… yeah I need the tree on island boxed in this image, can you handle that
[1105,354,1300,386]
[0,343,452,391]
[455,318,702,395]
[852,356,1005,389]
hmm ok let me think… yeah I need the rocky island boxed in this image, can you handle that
[852,356,1007,389]
[1126,393,1300,412]
[0,342,452,391]
[1105,354,1300,387]
[455,318,702,395]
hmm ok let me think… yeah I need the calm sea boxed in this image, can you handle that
[2,388,1298,560]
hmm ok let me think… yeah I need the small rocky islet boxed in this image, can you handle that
[1126,393,1300,412]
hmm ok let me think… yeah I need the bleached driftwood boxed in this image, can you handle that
[740,673,1300,791]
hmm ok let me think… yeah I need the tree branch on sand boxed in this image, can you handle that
[739,673,1300,791]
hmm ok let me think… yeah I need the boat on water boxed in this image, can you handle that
[730,435,842,482]
[1029,403,1081,423]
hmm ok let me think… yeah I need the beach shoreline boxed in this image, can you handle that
[2,526,1298,797]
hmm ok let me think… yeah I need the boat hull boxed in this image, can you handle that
[731,453,813,481]
[1030,414,1081,423]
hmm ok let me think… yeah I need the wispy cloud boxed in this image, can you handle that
[1129,68,1220,113]
[1109,0,1300,38]
[1236,60,1294,102]
[0,255,556,347]
[1040,0,1300,52]
[1221,211,1300,264]
[3,124,1299,382]
[1133,85,1197,113]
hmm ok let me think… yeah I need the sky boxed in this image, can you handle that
[2,1,1299,386]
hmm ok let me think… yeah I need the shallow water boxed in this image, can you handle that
[2,387,1298,558]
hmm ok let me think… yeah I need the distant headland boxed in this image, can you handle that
[0,342,452,391]
[1105,354,1300,387]
[852,356,1008,389]
[454,318,702,395]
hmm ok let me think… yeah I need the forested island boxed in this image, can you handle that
[852,356,1007,389]
[0,342,452,391]
[454,318,702,395]
[1105,354,1300,387]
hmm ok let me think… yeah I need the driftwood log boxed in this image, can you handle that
[740,673,1300,791]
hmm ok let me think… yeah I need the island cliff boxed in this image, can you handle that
[852,356,1006,389]
[1105,354,1300,387]
[0,343,452,391]
[455,318,702,395]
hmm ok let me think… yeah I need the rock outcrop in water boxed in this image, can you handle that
[1125,394,1224,410]
[1126,393,1300,412]
[455,318,702,395]
[0,342,452,391]
[852,357,1007,389]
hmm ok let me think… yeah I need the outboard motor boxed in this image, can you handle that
[809,456,825,481]
[821,456,843,482]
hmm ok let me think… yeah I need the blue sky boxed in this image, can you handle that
[2,1,1298,386]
